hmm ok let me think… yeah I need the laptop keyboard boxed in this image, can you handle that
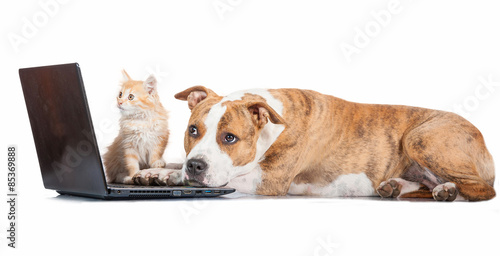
[107,183,195,189]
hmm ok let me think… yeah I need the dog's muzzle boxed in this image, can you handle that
[185,158,209,185]
[186,158,208,176]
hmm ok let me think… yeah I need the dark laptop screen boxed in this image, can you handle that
[19,63,108,196]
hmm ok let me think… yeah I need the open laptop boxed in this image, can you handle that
[19,63,235,199]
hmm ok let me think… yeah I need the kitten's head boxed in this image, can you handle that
[117,70,159,114]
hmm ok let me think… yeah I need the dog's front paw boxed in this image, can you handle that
[166,169,184,186]
[432,182,458,202]
[132,168,172,186]
[377,179,402,198]
[151,159,166,168]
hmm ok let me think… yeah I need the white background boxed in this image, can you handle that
[1,0,500,255]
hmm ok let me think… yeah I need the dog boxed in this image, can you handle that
[173,86,496,201]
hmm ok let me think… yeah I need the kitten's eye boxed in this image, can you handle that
[188,125,199,138]
[128,94,134,100]
[119,92,123,98]
[223,133,238,145]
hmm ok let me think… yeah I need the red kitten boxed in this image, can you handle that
[104,70,170,184]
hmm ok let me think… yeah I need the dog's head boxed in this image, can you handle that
[175,86,286,187]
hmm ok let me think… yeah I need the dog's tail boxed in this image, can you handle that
[477,148,495,187]
[398,185,433,199]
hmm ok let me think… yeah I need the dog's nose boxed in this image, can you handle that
[186,159,208,175]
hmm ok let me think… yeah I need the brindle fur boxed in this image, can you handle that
[260,89,495,201]
[177,87,496,201]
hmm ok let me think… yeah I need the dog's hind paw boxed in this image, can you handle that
[432,182,458,202]
[377,179,402,198]
[151,159,166,168]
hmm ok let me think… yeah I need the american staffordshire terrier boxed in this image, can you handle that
[173,86,495,201]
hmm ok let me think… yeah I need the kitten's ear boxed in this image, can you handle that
[122,69,132,82]
[174,86,219,110]
[143,74,157,95]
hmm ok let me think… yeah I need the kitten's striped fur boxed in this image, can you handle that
[103,70,170,184]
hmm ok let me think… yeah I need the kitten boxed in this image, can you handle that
[103,70,170,184]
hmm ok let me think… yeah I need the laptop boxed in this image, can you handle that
[18,63,235,199]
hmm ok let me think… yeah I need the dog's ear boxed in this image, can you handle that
[174,86,219,110]
[247,101,286,129]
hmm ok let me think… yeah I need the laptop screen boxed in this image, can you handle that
[19,63,108,196]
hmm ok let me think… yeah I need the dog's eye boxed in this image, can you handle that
[189,125,199,137]
[119,92,123,98]
[223,133,238,144]
[128,94,134,100]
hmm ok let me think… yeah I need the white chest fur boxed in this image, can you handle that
[226,166,263,194]
[288,173,376,197]
[121,117,167,163]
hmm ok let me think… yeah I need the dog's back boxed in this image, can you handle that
[271,88,494,200]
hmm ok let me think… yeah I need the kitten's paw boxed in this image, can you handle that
[132,168,173,186]
[151,159,166,168]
